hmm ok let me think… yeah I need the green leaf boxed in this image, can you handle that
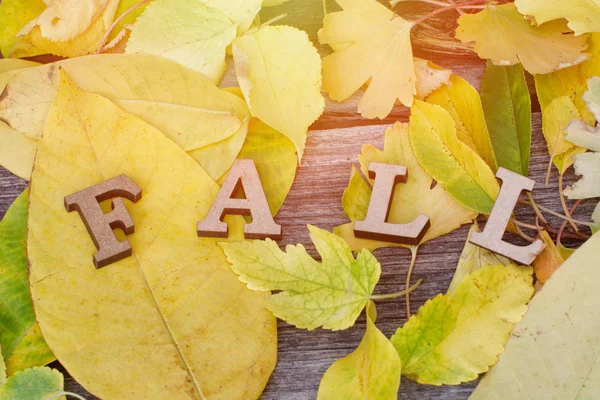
[391,264,533,385]
[0,191,55,376]
[481,62,531,176]
[0,367,65,400]
[220,225,381,330]
[0,0,45,57]
[471,233,600,399]
[0,347,6,386]
[317,301,401,400]
[409,100,500,214]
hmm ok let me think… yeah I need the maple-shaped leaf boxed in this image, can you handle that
[0,0,45,57]
[471,233,600,399]
[220,225,381,331]
[317,302,401,400]
[410,100,500,214]
[391,264,534,385]
[334,122,477,251]
[126,0,237,84]
[233,25,324,160]
[456,3,588,75]
[515,0,600,36]
[427,74,498,171]
[319,0,415,119]
[28,70,276,399]
[0,367,65,400]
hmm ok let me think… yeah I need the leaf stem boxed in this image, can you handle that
[48,391,88,400]
[512,222,537,243]
[556,200,584,246]
[510,218,540,232]
[526,192,548,224]
[559,173,579,232]
[369,278,423,300]
[520,200,594,227]
[391,0,451,7]
[410,0,487,26]
[96,0,152,54]
[406,246,418,318]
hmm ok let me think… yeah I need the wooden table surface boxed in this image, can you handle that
[0,1,594,398]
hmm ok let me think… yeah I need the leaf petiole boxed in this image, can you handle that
[369,277,423,301]
[409,0,487,26]
[559,173,579,232]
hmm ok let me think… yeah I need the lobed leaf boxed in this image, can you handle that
[515,0,600,36]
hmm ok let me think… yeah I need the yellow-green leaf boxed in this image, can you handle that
[233,25,324,160]
[515,0,600,36]
[0,367,64,400]
[317,301,401,400]
[391,264,534,385]
[127,0,237,84]
[319,0,415,119]
[409,100,500,214]
[0,192,55,376]
[447,222,511,295]
[334,122,477,251]
[0,347,5,386]
[427,74,497,171]
[471,233,600,399]
[28,71,276,399]
[221,225,381,331]
[481,62,531,176]
[200,0,262,33]
[456,3,588,75]
[0,0,45,57]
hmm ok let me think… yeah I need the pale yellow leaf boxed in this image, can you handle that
[200,0,262,33]
[414,58,451,100]
[515,0,600,36]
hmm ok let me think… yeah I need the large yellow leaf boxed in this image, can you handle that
[317,302,401,400]
[334,122,477,251]
[426,75,497,171]
[0,54,244,179]
[319,0,415,119]
[471,233,600,399]
[126,0,237,84]
[200,0,262,33]
[0,0,45,57]
[456,3,588,75]
[233,25,324,160]
[515,0,600,36]
[391,264,534,385]
[28,71,276,399]
[409,100,500,214]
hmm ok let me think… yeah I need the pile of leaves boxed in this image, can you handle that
[0,0,599,399]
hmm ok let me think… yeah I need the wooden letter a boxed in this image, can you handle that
[197,159,282,240]
[354,163,430,245]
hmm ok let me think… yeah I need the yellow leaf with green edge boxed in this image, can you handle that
[535,33,600,127]
[0,54,244,179]
[533,230,565,284]
[0,0,45,57]
[427,75,497,171]
[236,118,297,215]
[481,63,532,177]
[447,222,510,295]
[221,225,381,331]
[199,0,262,33]
[391,264,534,385]
[234,25,324,160]
[409,100,500,214]
[0,367,65,400]
[28,71,276,399]
[11,0,120,58]
[542,96,585,176]
[471,233,600,399]
[0,191,55,376]
[515,0,600,36]
[456,3,588,75]
[318,0,415,119]
[103,0,153,48]
[127,0,237,84]
[317,301,401,400]
[334,122,476,251]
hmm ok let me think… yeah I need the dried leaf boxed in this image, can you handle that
[221,225,381,331]
[515,0,600,36]
[28,71,276,399]
[533,230,565,284]
[0,0,45,57]
[414,58,452,99]
[391,264,534,385]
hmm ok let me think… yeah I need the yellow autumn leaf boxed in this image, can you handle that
[427,75,498,171]
[319,0,415,119]
[532,230,565,284]
[12,0,120,58]
[221,225,381,331]
[471,233,600,399]
[414,58,452,99]
[263,0,289,6]
[200,0,262,33]
[317,302,401,400]
[0,0,45,57]
[392,264,534,385]
[233,25,324,160]
[0,54,244,179]
[126,0,237,84]
[334,122,477,251]
[102,0,153,49]
[409,100,500,214]
[28,71,276,399]
[515,0,600,36]
[456,3,588,75]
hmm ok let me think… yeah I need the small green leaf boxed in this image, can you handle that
[481,62,531,176]
[0,367,65,400]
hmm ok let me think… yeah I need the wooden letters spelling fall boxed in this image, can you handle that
[64,162,545,268]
